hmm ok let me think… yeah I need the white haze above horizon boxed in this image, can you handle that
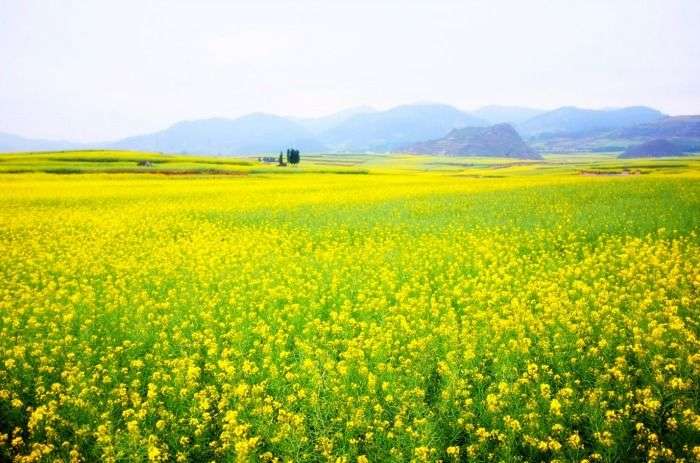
[1,0,699,142]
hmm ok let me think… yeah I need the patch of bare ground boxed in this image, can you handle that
[489,161,542,169]
[579,169,641,176]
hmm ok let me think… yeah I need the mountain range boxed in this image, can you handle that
[114,114,326,154]
[518,106,665,135]
[317,104,488,152]
[1,103,698,155]
[527,115,700,153]
[0,132,76,153]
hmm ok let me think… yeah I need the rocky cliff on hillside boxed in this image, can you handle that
[403,123,541,159]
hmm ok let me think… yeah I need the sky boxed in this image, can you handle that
[1,0,699,142]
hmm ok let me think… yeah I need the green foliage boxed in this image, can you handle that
[286,148,300,165]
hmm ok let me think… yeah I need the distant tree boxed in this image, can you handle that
[288,149,300,165]
[278,153,284,166]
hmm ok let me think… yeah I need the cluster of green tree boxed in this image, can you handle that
[278,149,300,166]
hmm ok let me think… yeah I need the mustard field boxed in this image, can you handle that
[1,152,700,462]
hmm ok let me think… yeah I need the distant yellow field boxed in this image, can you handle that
[1,152,700,462]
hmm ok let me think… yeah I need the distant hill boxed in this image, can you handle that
[472,105,546,125]
[518,106,666,136]
[319,103,488,152]
[110,114,325,154]
[613,115,700,139]
[295,106,376,134]
[619,139,687,158]
[527,115,700,153]
[404,123,541,159]
[0,132,79,153]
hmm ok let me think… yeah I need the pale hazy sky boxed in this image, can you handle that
[1,0,699,142]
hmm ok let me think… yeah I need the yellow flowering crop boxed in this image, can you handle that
[1,154,700,462]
